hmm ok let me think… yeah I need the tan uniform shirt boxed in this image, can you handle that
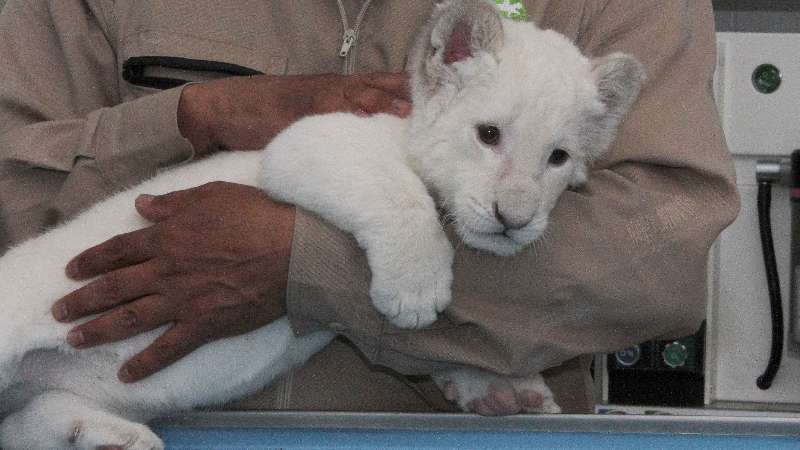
[0,0,738,413]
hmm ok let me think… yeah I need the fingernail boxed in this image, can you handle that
[135,194,154,209]
[52,302,68,322]
[392,100,411,117]
[66,330,84,347]
[119,366,134,383]
[65,260,80,278]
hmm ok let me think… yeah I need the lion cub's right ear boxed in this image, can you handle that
[407,0,504,106]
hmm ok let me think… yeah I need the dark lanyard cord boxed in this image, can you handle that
[756,180,784,390]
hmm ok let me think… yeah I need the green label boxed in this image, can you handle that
[493,0,528,21]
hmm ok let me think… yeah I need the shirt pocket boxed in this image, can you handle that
[118,30,287,99]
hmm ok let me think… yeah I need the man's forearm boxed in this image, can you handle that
[175,72,412,155]
[0,87,196,241]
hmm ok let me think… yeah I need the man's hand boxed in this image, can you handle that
[178,72,411,155]
[51,181,294,383]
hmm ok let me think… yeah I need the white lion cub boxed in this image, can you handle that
[0,1,643,448]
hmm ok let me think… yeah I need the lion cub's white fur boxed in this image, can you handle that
[0,1,642,448]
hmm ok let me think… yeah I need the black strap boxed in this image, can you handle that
[122,56,264,89]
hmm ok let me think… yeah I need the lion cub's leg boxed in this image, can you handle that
[261,114,454,329]
[1,391,164,450]
[0,246,73,392]
[358,209,454,329]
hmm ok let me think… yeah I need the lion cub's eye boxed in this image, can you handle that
[548,149,570,166]
[477,124,500,146]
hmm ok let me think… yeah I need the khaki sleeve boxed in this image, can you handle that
[288,0,739,376]
[0,0,194,245]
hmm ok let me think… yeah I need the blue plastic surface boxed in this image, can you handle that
[154,427,800,449]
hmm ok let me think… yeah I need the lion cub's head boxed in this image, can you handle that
[406,0,644,256]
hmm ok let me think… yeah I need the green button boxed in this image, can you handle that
[752,64,782,94]
[662,342,688,368]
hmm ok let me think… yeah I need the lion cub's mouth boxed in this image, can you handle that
[455,216,547,257]
[456,225,525,257]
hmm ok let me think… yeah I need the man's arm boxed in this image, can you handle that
[0,0,194,245]
[286,0,740,376]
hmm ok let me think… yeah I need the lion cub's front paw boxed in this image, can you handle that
[370,264,452,329]
[368,229,453,329]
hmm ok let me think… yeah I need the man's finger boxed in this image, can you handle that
[313,90,369,116]
[66,227,156,280]
[118,323,202,383]
[64,294,174,348]
[135,182,220,222]
[344,86,411,117]
[54,262,159,322]
[361,72,410,100]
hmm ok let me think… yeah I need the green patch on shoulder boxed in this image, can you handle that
[493,0,528,21]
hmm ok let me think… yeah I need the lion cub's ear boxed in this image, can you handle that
[408,0,504,104]
[583,53,646,162]
[592,53,645,128]
[570,53,644,186]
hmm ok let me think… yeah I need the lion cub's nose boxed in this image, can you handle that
[493,202,533,231]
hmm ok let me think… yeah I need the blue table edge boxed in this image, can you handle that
[150,411,800,437]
